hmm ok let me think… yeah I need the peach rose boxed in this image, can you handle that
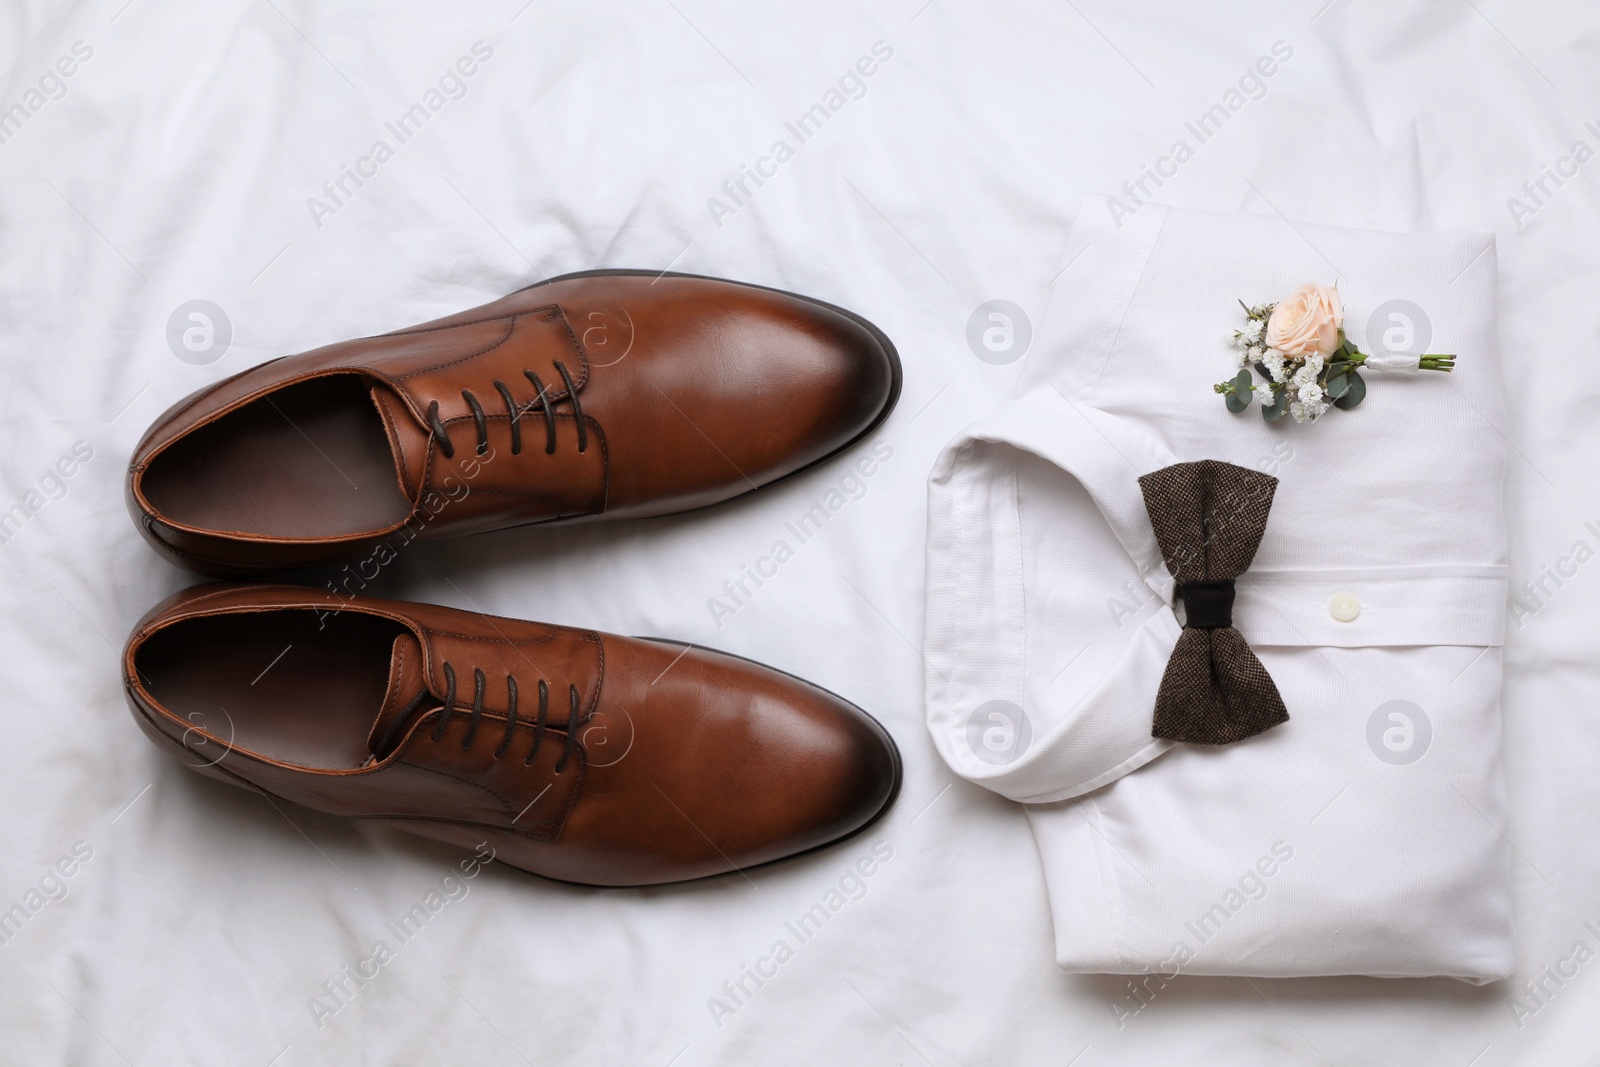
[1266,283,1343,358]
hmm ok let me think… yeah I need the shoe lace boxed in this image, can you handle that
[380,662,582,772]
[425,360,587,460]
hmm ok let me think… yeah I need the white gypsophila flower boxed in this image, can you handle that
[1290,384,1333,423]
[1263,349,1287,383]
[1290,353,1325,388]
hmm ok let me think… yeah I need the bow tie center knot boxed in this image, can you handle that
[1176,579,1235,629]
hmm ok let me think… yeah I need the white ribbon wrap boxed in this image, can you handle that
[1361,351,1421,372]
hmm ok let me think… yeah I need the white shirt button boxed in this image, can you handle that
[1329,592,1361,622]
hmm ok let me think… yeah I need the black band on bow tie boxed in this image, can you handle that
[1176,580,1235,629]
[1137,460,1289,745]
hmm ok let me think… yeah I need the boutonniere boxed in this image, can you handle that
[1213,283,1454,423]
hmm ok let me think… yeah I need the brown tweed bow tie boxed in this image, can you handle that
[1137,460,1288,745]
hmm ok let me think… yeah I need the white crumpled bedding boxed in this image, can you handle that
[2,1,1596,1063]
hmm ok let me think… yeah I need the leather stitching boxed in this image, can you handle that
[549,304,591,393]
[590,418,610,513]
[552,746,585,839]
[371,640,410,749]
[447,489,563,499]
[394,756,519,821]
[350,813,558,840]
[390,315,518,382]
[383,303,560,338]
[415,623,598,728]
[418,626,565,645]
[130,678,569,839]
[585,632,604,720]
[142,517,309,571]
[141,307,597,538]
[387,307,589,399]
[372,386,416,500]
[138,358,283,449]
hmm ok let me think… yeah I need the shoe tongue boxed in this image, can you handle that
[367,631,433,761]
[369,382,430,502]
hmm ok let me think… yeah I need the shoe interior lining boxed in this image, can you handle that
[139,375,412,539]
[136,609,408,771]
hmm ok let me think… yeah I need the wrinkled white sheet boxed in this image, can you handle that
[1,1,1597,1064]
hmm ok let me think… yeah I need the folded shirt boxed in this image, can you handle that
[923,197,1512,981]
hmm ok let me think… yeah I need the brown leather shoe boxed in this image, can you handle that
[127,270,900,575]
[122,583,901,887]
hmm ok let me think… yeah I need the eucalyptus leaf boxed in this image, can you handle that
[1334,369,1366,409]
[1326,373,1350,399]
[1262,388,1288,422]
[1233,368,1253,391]
[1225,391,1249,413]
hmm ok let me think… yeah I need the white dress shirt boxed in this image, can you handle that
[923,198,1512,980]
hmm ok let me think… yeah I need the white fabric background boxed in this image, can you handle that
[1,1,1596,1064]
